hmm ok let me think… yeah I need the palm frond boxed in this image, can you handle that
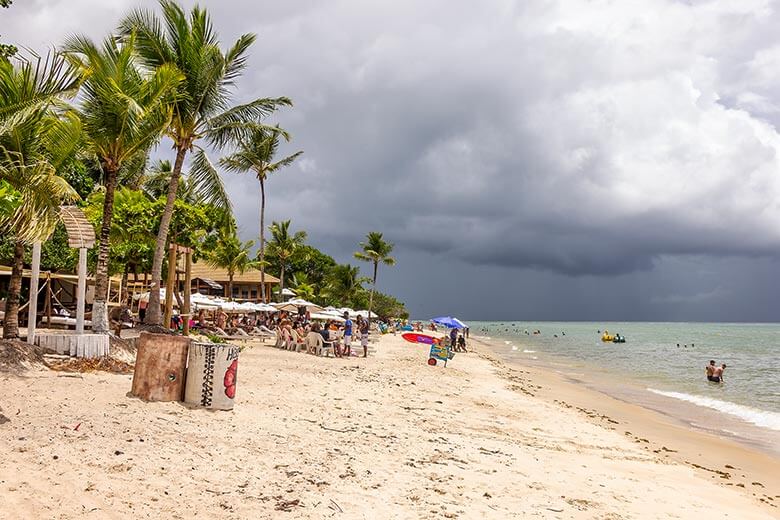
[205,97,292,148]
[0,158,78,241]
[189,147,231,211]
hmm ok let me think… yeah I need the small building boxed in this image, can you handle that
[188,263,280,302]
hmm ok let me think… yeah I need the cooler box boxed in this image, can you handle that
[184,342,241,410]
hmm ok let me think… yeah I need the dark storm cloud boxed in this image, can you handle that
[4,0,780,318]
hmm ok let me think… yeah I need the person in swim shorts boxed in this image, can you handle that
[342,312,353,357]
[712,363,726,383]
[705,360,718,382]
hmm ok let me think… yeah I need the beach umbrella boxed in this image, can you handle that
[310,312,345,323]
[431,316,468,329]
[133,289,183,307]
[274,298,324,313]
[238,302,259,312]
[219,300,244,313]
[190,293,221,310]
[254,303,279,313]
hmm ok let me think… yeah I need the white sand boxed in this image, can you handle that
[0,333,777,519]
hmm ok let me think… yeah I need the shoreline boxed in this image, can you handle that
[1,333,778,518]
[468,323,780,458]
[472,335,780,502]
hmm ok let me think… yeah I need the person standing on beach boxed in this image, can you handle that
[342,312,353,357]
[359,316,369,357]
[449,327,458,350]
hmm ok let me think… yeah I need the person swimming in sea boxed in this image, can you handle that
[705,360,724,383]
[713,363,726,383]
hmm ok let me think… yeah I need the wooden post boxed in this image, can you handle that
[163,244,176,329]
[76,247,87,334]
[26,242,42,345]
[183,250,192,336]
[44,274,52,325]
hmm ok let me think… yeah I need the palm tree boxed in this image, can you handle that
[220,126,302,303]
[354,232,395,324]
[206,230,257,301]
[266,220,306,301]
[140,158,230,209]
[0,53,81,339]
[119,0,291,325]
[325,264,368,308]
[289,272,316,301]
[64,33,182,333]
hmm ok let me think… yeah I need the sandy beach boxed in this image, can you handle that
[1,333,778,519]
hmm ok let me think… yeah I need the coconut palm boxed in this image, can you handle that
[289,272,316,301]
[140,158,229,209]
[354,232,395,324]
[325,264,368,308]
[206,230,257,301]
[63,32,182,333]
[220,126,302,303]
[266,220,307,301]
[0,53,81,339]
[119,0,291,325]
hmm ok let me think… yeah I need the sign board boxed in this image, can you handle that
[428,342,454,367]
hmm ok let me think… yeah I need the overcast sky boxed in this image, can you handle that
[5,0,780,321]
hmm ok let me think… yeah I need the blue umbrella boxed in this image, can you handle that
[431,316,468,329]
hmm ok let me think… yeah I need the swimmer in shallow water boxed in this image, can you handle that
[705,360,725,383]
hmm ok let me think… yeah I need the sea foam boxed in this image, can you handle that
[647,389,780,431]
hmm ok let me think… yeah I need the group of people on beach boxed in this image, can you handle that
[705,360,727,383]
[275,311,371,358]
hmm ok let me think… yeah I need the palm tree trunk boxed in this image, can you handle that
[228,272,234,301]
[259,177,266,303]
[368,261,378,326]
[92,167,118,334]
[145,145,187,325]
[2,241,26,339]
[279,263,285,303]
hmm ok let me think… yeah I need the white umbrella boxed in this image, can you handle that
[275,298,324,312]
[219,300,244,312]
[190,293,221,309]
[353,310,378,319]
[133,289,181,307]
[237,302,259,312]
[255,303,279,313]
[310,312,345,323]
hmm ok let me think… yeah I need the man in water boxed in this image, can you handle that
[713,363,726,383]
[705,360,718,382]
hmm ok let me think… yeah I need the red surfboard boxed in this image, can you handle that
[402,333,437,345]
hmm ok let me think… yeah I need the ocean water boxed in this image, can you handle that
[469,321,780,448]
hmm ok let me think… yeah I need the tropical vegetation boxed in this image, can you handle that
[0,53,81,338]
[118,0,290,326]
[206,231,257,301]
[355,232,396,323]
[0,0,409,343]
[220,125,302,303]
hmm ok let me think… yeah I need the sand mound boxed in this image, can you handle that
[0,339,47,372]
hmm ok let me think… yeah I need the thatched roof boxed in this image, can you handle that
[59,206,96,248]
[189,262,280,285]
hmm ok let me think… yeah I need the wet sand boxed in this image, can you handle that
[0,333,777,519]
